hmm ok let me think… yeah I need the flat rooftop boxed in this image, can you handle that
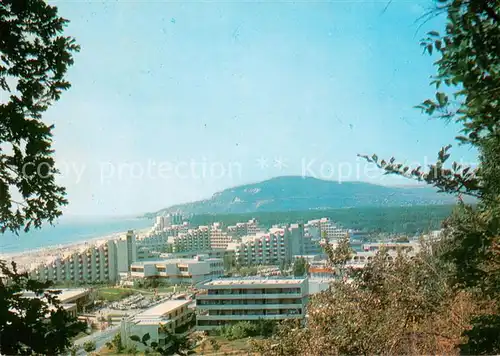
[137,299,191,317]
[204,278,306,286]
[131,257,221,267]
[22,288,89,303]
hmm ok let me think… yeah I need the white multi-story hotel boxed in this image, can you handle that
[210,222,234,249]
[159,248,235,263]
[308,240,422,276]
[130,255,224,285]
[121,299,192,350]
[227,218,259,238]
[164,222,190,237]
[142,219,262,257]
[306,218,349,240]
[29,231,137,284]
[152,213,184,232]
[169,226,211,252]
[196,278,308,331]
[29,239,117,284]
[225,224,314,266]
[137,223,192,259]
[226,228,292,266]
[136,232,169,251]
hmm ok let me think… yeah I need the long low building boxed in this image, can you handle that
[121,299,192,349]
[21,288,92,317]
[130,255,224,285]
[196,278,309,331]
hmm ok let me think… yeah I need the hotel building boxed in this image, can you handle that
[152,213,185,232]
[227,218,259,238]
[306,218,349,240]
[169,226,211,252]
[210,222,234,249]
[196,278,308,331]
[121,299,192,350]
[29,231,138,284]
[130,255,224,285]
[226,228,292,266]
[22,288,92,317]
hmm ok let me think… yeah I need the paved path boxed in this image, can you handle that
[74,325,120,355]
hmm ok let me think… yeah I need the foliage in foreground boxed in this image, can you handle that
[83,340,96,353]
[105,333,124,354]
[216,320,278,340]
[0,0,79,234]
[358,0,500,352]
[129,325,197,356]
[0,261,87,355]
[292,257,309,277]
[1,1,82,352]
[253,236,494,355]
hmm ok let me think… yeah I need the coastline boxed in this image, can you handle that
[0,227,150,272]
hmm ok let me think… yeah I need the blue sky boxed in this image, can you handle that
[46,0,477,216]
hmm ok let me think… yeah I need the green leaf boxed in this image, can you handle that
[142,333,151,344]
[436,92,448,107]
[130,335,141,342]
[435,39,442,51]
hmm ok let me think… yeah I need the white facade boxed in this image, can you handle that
[28,231,140,284]
[227,219,259,238]
[116,231,137,274]
[137,223,191,257]
[226,228,292,266]
[169,226,211,252]
[196,278,309,331]
[210,223,234,249]
[29,239,118,284]
[152,213,185,232]
[130,255,224,284]
[305,218,349,240]
[121,299,192,349]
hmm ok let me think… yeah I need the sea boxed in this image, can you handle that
[0,216,152,254]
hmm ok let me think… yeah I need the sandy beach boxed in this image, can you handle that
[0,228,151,272]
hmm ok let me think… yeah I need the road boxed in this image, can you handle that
[74,324,121,355]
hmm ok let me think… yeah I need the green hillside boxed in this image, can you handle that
[186,204,455,235]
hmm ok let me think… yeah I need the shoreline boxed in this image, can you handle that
[0,227,151,272]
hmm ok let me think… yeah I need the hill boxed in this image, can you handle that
[149,176,459,216]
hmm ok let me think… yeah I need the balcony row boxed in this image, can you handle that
[197,314,304,321]
[197,303,303,310]
[197,293,303,300]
